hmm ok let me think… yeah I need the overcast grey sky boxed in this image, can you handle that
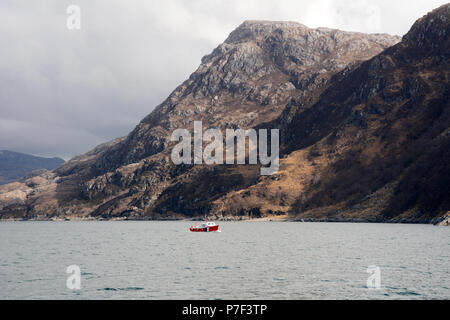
[0,0,447,159]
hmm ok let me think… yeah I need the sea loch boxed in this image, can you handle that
[0,221,448,300]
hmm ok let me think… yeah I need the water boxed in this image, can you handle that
[0,221,449,299]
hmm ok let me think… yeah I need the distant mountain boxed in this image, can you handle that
[0,4,448,223]
[0,150,64,185]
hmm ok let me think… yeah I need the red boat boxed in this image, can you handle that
[190,221,220,232]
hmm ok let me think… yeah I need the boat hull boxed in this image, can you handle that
[190,225,219,232]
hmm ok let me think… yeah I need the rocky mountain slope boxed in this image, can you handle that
[0,4,448,223]
[216,4,450,224]
[0,150,64,185]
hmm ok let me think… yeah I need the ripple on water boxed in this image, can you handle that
[100,287,144,291]
[273,277,285,281]
[395,291,421,296]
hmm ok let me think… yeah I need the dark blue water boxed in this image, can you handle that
[0,221,448,299]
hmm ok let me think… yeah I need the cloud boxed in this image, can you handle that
[0,0,447,159]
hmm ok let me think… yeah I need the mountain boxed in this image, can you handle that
[0,4,448,223]
[218,4,450,223]
[0,150,64,185]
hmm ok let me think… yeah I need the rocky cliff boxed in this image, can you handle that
[0,4,448,223]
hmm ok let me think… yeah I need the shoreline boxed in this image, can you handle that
[0,215,446,226]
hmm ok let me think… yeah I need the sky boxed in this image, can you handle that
[0,0,447,159]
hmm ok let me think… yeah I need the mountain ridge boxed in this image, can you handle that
[0,4,448,223]
[0,150,64,185]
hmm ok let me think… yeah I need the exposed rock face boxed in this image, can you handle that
[1,5,448,223]
[89,20,399,173]
[437,213,450,226]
